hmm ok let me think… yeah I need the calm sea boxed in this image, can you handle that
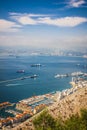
[0,56,87,103]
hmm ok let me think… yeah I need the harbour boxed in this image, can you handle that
[0,77,87,129]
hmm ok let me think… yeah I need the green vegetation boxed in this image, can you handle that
[33,109,87,130]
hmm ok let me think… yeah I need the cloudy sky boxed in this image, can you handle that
[0,0,87,50]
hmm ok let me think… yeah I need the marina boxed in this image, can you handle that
[5,110,20,116]
[0,102,12,110]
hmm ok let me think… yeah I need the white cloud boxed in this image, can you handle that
[10,13,49,25]
[38,16,87,27]
[0,19,21,32]
[68,0,86,8]
[10,13,87,27]
[0,13,87,33]
[9,12,49,17]
[16,16,37,25]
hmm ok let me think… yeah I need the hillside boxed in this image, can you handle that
[11,86,87,130]
[49,86,87,120]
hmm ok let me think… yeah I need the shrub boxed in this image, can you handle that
[33,109,87,130]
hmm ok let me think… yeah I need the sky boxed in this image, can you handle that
[0,0,87,51]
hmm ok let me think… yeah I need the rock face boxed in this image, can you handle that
[49,87,87,120]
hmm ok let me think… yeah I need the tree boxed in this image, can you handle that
[33,110,58,130]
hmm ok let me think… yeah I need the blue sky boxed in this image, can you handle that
[0,0,87,50]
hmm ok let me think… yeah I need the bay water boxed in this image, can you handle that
[0,56,87,103]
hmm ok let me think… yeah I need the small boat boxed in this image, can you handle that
[31,64,41,67]
[30,74,38,78]
[17,70,25,73]
[55,74,61,78]
[76,64,80,66]
[83,73,87,77]
[55,74,69,78]
[71,71,83,76]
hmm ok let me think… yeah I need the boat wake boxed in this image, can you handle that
[6,83,21,87]
[0,74,38,84]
